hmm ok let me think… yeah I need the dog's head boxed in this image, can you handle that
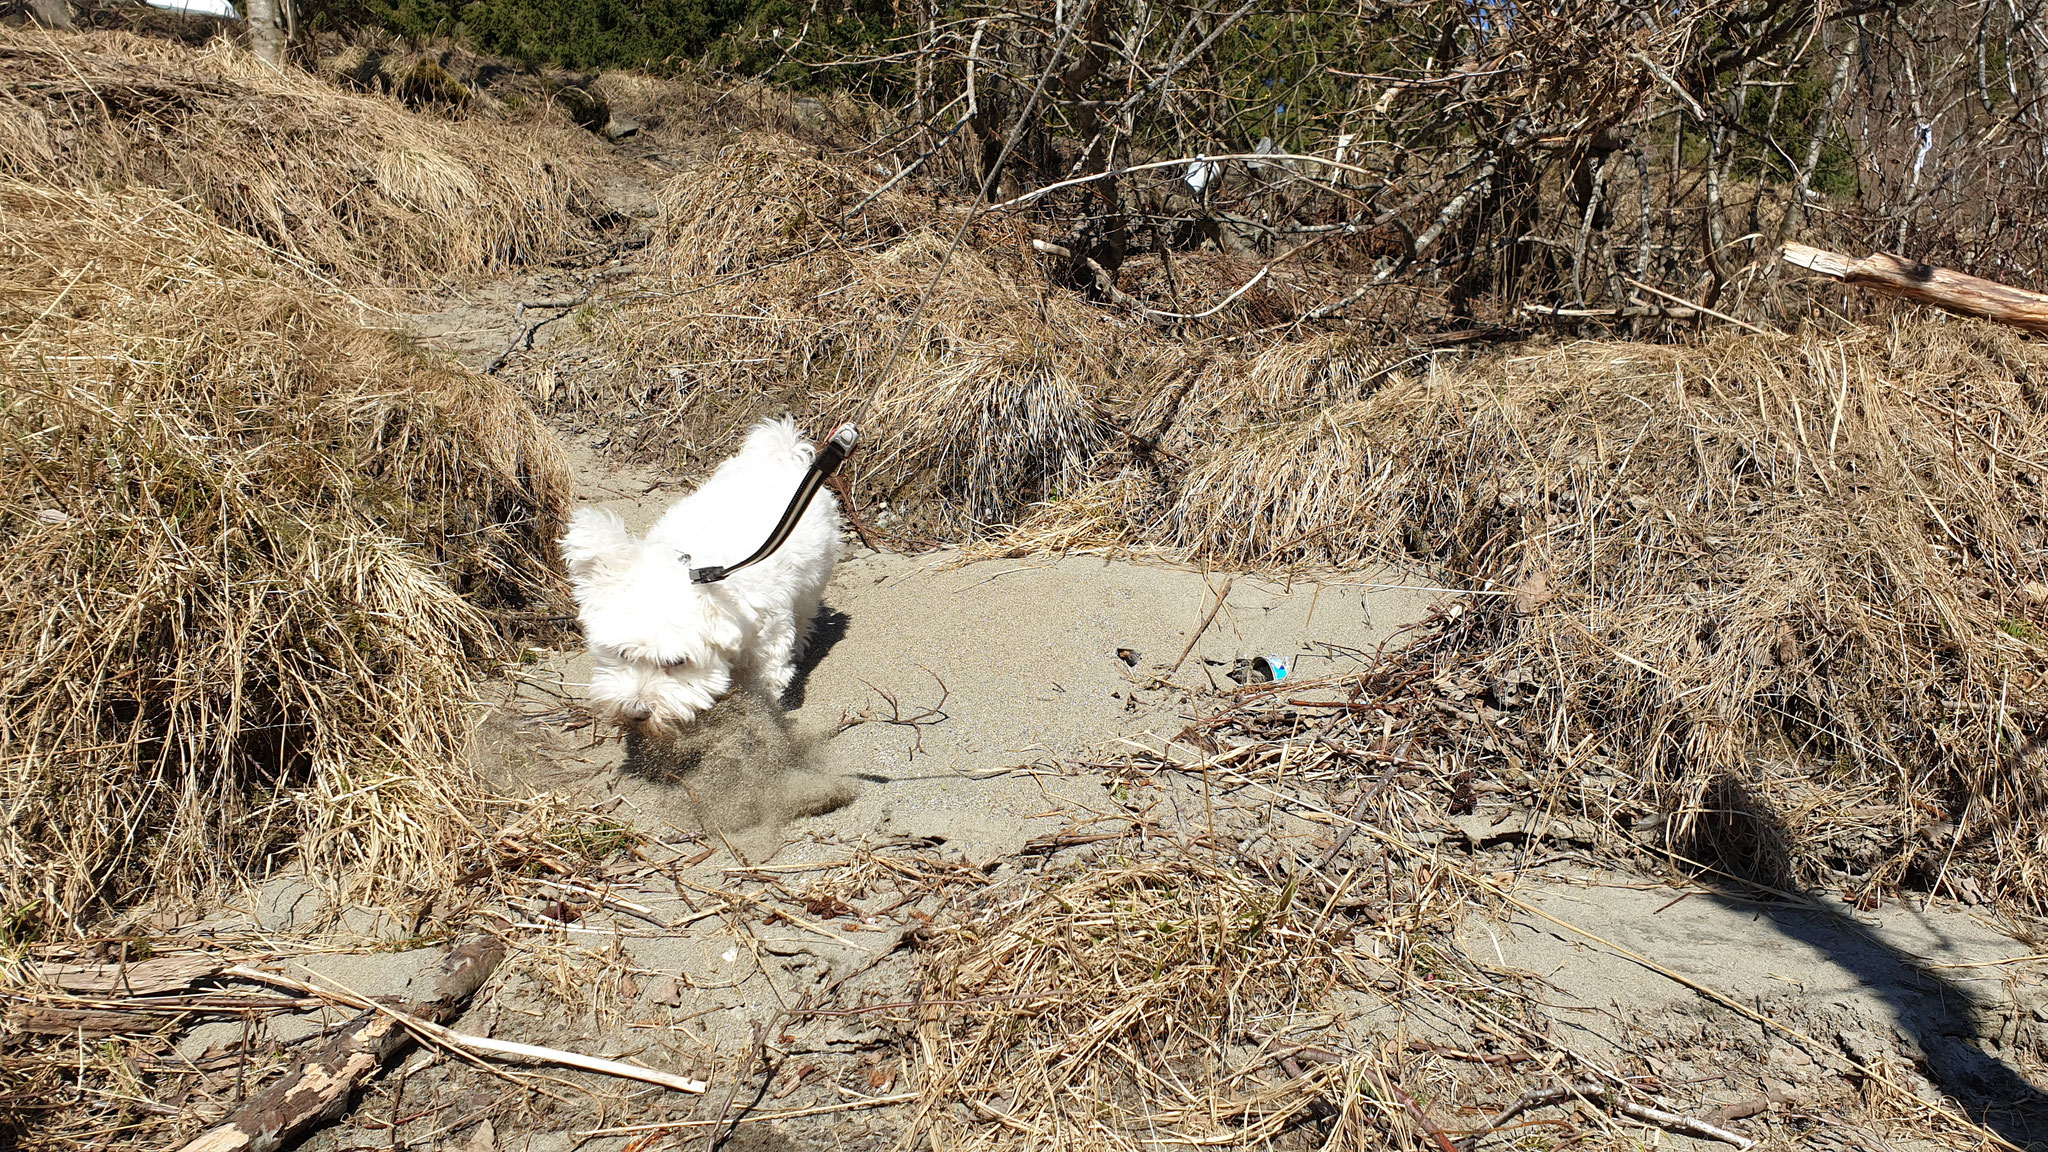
[561,508,745,731]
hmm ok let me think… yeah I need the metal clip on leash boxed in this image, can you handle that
[688,424,859,585]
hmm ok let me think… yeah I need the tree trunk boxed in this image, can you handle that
[25,0,74,28]
[245,0,286,66]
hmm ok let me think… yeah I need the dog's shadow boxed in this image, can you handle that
[781,606,850,711]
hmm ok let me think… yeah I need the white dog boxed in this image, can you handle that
[561,416,842,731]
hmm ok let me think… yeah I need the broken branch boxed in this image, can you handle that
[1782,242,2048,335]
[174,935,506,1152]
[225,963,709,1096]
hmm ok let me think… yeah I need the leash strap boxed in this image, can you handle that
[689,424,858,585]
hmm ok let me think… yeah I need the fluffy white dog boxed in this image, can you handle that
[562,416,842,731]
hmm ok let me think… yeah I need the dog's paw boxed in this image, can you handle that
[760,662,797,698]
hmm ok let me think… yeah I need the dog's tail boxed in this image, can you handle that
[743,415,815,469]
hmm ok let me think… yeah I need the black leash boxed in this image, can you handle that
[688,424,859,585]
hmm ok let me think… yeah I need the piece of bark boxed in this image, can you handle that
[172,934,505,1152]
[1782,242,2048,335]
[6,1006,163,1035]
[39,955,225,996]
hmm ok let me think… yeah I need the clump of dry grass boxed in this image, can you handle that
[916,855,1367,1149]
[0,180,570,933]
[853,310,1117,526]
[556,141,1144,529]
[912,847,1721,1152]
[593,71,881,148]
[0,28,597,284]
[648,134,920,280]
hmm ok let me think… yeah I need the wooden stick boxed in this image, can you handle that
[174,936,505,1152]
[225,965,708,1096]
[1620,276,1771,335]
[1464,1082,1753,1150]
[1167,577,1234,676]
[575,1091,921,1136]
[1782,242,2048,335]
[37,954,224,996]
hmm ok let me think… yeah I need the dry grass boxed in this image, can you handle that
[593,71,882,148]
[924,634,2048,1152]
[648,134,921,280]
[0,27,598,285]
[910,841,1837,1152]
[0,179,570,934]
[908,641,2040,1150]
[1088,325,2048,905]
[553,139,1145,530]
[914,853,1419,1150]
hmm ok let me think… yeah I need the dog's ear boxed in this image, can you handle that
[560,507,636,589]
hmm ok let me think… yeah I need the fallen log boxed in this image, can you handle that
[173,934,505,1152]
[1782,242,2048,335]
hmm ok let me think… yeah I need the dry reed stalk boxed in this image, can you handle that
[0,180,570,934]
[0,28,598,285]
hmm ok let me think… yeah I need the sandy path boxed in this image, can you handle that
[517,436,1439,864]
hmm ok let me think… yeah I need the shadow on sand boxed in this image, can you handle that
[1687,775,2048,1149]
[780,606,850,711]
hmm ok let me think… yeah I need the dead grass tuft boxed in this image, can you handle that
[554,143,1143,530]
[910,844,1714,1152]
[916,854,1366,1148]
[0,180,570,933]
[853,314,1117,526]
[0,28,597,284]
[649,135,919,280]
